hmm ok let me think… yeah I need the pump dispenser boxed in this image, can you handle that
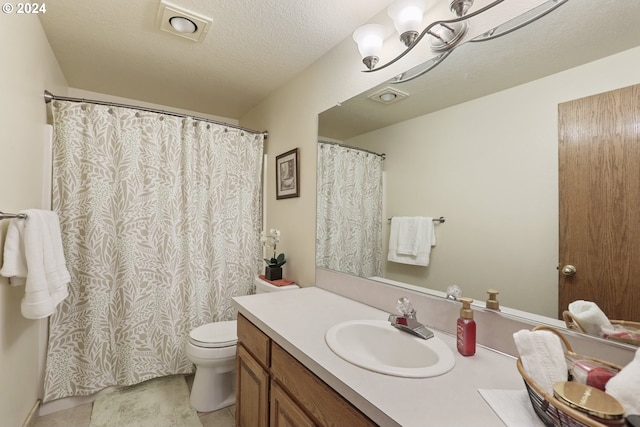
[486,289,500,310]
[457,298,476,356]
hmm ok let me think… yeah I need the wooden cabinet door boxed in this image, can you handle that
[270,342,377,427]
[236,344,269,427]
[270,381,316,427]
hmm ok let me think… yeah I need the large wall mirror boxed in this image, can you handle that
[317,0,640,344]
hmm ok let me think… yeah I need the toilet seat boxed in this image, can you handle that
[189,320,237,348]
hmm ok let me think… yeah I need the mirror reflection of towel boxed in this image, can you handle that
[568,300,612,336]
[388,217,435,266]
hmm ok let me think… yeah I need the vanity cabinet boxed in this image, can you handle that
[236,314,376,427]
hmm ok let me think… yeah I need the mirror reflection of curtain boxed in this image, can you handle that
[316,141,383,277]
[43,101,264,402]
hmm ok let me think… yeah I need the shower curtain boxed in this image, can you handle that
[316,142,383,278]
[43,101,264,402]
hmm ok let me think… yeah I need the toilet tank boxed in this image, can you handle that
[254,276,299,294]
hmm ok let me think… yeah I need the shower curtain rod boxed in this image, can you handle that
[318,140,385,159]
[43,90,268,138]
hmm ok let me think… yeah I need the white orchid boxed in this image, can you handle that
[261,228,286,267]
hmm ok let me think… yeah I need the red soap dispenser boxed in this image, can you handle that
[457,298,476,356]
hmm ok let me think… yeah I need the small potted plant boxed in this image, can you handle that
[261,228,286,280]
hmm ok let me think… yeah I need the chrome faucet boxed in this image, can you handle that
[388,297,434,340]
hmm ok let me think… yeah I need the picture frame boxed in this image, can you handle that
[275,148,299,199]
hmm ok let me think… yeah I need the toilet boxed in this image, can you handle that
[185,276,299,412]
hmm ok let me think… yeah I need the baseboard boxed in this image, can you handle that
[38,388,108,416]
[22,399,40,427]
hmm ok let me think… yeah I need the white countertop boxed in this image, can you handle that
[233,287,527,427]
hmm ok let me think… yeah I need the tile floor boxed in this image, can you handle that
[33,375,235,427]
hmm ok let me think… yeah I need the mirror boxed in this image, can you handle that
[317,0,640,337]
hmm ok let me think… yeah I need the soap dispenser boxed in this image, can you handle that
[457,298,476,356]
[486,289,500,310]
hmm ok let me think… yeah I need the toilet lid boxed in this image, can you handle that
[189,320,237,348]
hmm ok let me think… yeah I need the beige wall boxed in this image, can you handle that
[344,46,640,317]
[0,14,68,427]
[240,1,547,286]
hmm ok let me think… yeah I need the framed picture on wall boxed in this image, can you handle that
[275,148,299,199]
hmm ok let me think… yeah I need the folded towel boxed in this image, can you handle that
[513,329,568,395]
[396,217,420,256]
[40,211,70,305]
[0,209,70,319]
[387,217,436,266]
[258,275,296,287]
[0,214,28,285]
[606,347,640,415]
[568,300,612,336]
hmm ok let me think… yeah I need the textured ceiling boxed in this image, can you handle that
[39,0,393,119]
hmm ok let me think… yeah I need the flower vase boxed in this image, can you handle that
[265,265,282,281]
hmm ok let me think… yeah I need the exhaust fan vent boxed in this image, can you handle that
[367,87,409,105]
[157,1,213,42]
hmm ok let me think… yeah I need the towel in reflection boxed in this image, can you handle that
[387,216,435,266]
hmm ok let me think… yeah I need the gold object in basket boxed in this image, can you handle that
[552,382,624,421]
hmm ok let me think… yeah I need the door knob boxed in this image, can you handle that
[561,265,576,276]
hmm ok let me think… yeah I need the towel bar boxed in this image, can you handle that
[388,216,445,223]
[0,211,28,220]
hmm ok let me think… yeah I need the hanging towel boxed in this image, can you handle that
[0,209,70,319]
[387,217,436,266]
[606,346,640,415]
[568,300,612,336]
[396,217,420,255]
[513,329,568,395]
[0,214,28,285]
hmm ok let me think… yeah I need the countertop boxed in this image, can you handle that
[232,287,526,427]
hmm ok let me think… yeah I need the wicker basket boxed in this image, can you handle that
[563,311,640,346]
[516,326,623,427]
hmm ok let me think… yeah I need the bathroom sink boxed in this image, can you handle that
[325,320,455,378]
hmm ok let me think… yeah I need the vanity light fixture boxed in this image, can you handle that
[353,0,506,71]
[156,0,212,42]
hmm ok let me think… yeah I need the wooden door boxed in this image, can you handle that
[558,83,640,322]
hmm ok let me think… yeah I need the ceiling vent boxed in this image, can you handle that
[367,87,409,105]
[156,1,213,42]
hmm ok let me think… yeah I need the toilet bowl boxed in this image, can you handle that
[186,276,298,412]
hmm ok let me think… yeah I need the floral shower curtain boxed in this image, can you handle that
[43,101,264,402]
[316,142,383,278]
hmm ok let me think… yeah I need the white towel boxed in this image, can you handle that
[0,215,28,285]
[388,217,436,266]
[40,210,70,306]
[606,347,640,415]
[513,329,568,395]
[0,209,70,319]
[568,300,612,336]
[396,217,420,255]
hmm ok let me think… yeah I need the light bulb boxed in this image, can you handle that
[387,0,426,46]
[169,16,198,34]
[352,24,386,69]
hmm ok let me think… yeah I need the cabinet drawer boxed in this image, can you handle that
[237,314,270,367]
[270,342,377,427]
